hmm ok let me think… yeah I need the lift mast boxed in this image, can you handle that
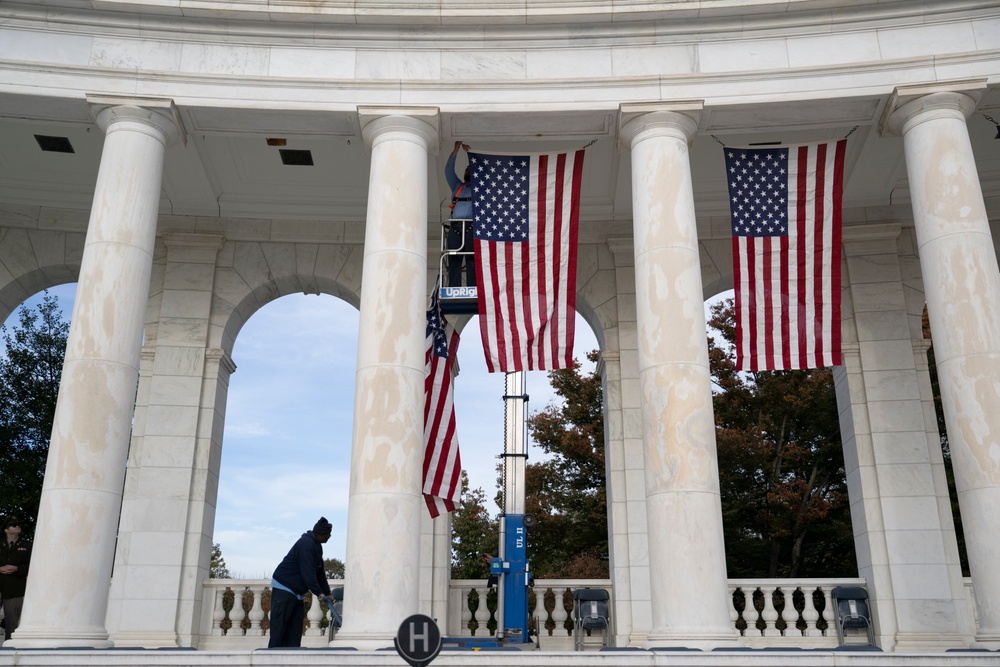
[491,371,533,644]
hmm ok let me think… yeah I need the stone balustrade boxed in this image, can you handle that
[197,576,941,650]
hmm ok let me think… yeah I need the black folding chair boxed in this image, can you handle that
[830,586,875,647]
[572,588,611,651]
[326,586,344,640]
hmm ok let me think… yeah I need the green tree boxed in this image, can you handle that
[524,351,608,578]
[0,291,69,536]
[210,543,231,578]
[922,309,969,575]
[324,557,345,579]
[451,472,498,579]
[708,298,855,577]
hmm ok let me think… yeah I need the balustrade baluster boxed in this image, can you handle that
[551,587,570,636]
[817,585,834,637]
[728,586,740,636]
[777,587,797,636]
[306,592,324,636]
[759,586,779,637]
[212,587,227,636]
[459,586,473,636]
[801,586,821,637]
[533,586,548,636]
[470,586,483,636]
[247,586,265,636]
[235,587,251,636]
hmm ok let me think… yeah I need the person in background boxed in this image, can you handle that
[0,516,31,641]
[444,140,476,288]
[267,517,333,648]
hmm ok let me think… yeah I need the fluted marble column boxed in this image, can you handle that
[885,86,1000,645]
[9,101,181,648]
[337,108,438,647]
[619,105,736,647]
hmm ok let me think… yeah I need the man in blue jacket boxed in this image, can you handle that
[268,517,333,648]
[444,140,476,288]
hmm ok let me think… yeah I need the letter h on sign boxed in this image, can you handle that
[395,614,442,667]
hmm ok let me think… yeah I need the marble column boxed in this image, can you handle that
[885,86,1000,645]
[9,100,182,648]
[619,105,736,647]
[337,108,438,647]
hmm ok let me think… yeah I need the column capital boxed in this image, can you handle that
[912,337,932,357]
[879,80,987,137]
[357,106,440,153]
[840,341,862,364]
[205,348,237,376]
[595,350,620,379]
[87,95,185,146]
[606,236,635,265]
[842,223,903,255]
[619,101,702,150]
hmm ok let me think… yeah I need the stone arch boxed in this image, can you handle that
[210,241,364,357]
[110,235,367,647]
[575,241,615,357]
[0,226,84,322]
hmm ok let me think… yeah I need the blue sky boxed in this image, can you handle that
[5,282,600,577]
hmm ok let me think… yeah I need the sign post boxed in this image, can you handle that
[394,614,442,667]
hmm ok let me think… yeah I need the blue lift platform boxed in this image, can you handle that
[437,219,538,649]
[439,219,478,315]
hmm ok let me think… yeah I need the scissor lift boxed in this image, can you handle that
[438,218,477,315]
[436,222,537,648]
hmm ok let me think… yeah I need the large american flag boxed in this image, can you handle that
[470,150,585,373]
[422,296,462,518]
[725,140,846,371]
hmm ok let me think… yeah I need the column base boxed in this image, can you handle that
[894,633,975,652]
[973,630,1000,650]
[329,633,395,651]
[5,628,112,649]
[644,629,739,650]
[110,631,181,648]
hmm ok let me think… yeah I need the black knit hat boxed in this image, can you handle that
[313,517,332,535]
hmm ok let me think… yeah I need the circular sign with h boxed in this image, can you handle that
[394,614,442,667]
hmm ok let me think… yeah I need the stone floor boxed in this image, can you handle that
[2,648,1000,667]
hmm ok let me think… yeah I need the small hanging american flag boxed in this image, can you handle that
[725,140,846,371]
[422,295,462,518]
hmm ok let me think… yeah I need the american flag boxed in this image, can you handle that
[423,296,462,518]
[470,150,585,373]
[725,140,846,371]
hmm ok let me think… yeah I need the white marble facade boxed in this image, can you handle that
[0,0,999,654]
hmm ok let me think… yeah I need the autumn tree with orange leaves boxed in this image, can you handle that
[708,298,856,578]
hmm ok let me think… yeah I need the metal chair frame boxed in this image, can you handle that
[572,588,611,651]
[830,586,875,647]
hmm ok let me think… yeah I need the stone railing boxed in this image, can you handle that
[198,578,341,650]
[727,578,865,648]
[200,576,889,650]
[448,578,611,649]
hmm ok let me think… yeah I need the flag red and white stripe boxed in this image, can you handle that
[726,140,845,371]
[470,150,584,373]
[423,303,462,518]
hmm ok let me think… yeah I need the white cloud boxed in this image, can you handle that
[223,422,274,438]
